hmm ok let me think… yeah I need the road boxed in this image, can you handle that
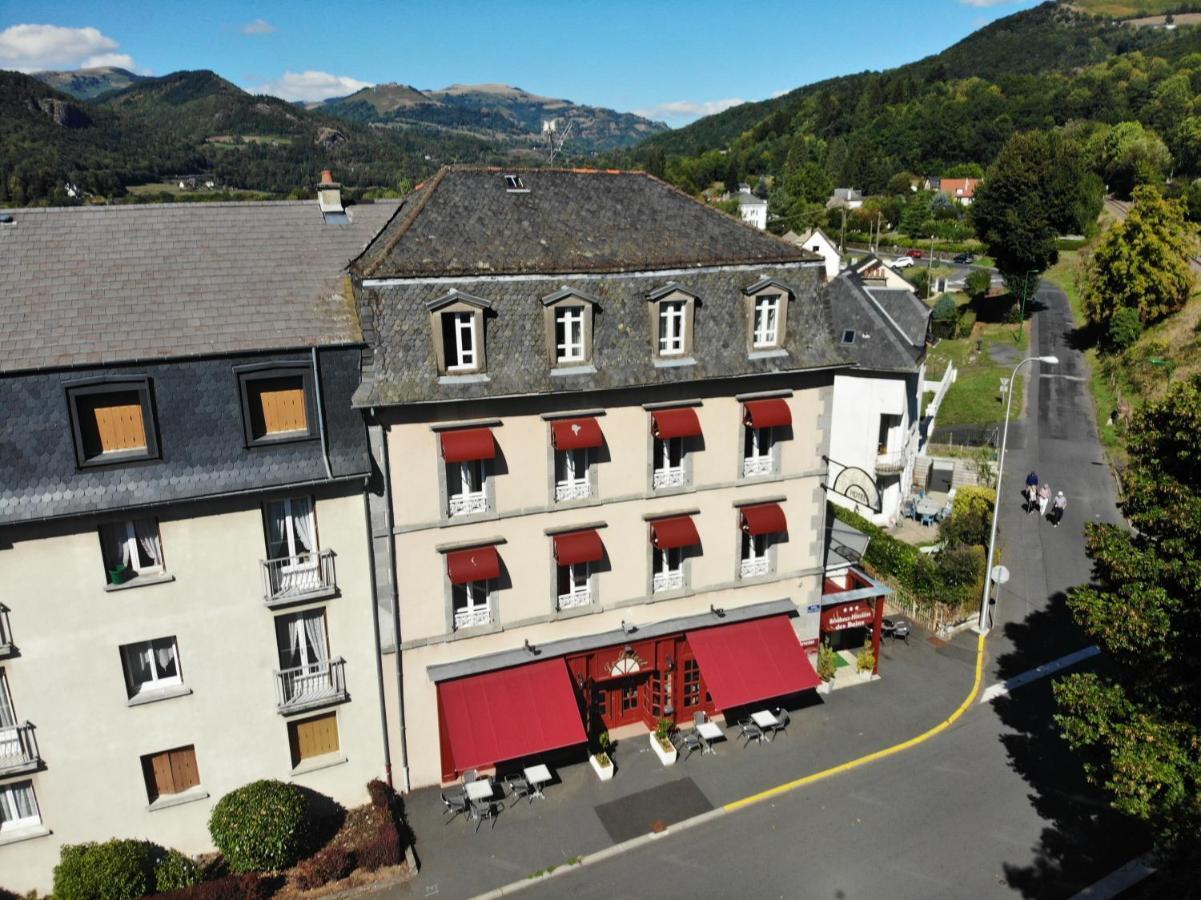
[519,281,1134,899]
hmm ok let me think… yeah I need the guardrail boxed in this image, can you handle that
[0,723,41,775]
[261,550,336,606]
[275,658,347,712]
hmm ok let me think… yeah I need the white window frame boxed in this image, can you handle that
[447,459,488,516]
[555,306,586,363]
[0,781,41,833]
[753,294,781,347]
[266,497,318,584]
[744,425,774,476]
[453,579,491,629]
[658,300,686,356]
[740,532,773,577]
[652,546,684,593]
[102,518,164,577]
[121,637,182,697]
[554,448,590,501]
[557,562,591,609]
[652,436,685,489]
[448,312,477,371]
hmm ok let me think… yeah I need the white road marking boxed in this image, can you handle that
[1068,852,1156,899]
[979,645,1100,703]
[1040,374,1086,381]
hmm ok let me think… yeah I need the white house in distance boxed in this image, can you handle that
[824,257,932,524]
[826,188,863,210]
[785,228,841,282]
[731,185,768,230]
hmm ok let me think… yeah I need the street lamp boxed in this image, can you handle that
[976,354,1059,633]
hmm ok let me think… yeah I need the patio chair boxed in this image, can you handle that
[676,729,706,760]
[693,711,708,728]
[470,798,502,832]
[504,774,533,807]
[464,769,479,784]
[771,708,791,738]
[441,790,469,823]
[739,719,765,746]
[901,499,917,521]
[920,510,935,527]
[937,503,952,521]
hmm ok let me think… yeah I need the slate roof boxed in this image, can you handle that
[353,167,814,278]
[825,270,929,373]
[0,199,399,374]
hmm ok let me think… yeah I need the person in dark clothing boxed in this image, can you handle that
[1024,471,1039,514]
[1051,491,1067,527]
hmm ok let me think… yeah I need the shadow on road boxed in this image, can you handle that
[991,591,1149,898]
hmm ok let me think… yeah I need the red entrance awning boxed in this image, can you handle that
[440,428,497,463]
[651,408,702,439]
[446,545,501,584]
[552,417,604,450]
[687,615,821,709]
[553,530,604,566]
[821,600,875,631]
[743,398,792,429]
[650,515,701,549]
[741,503,787,536]
[437,658,587,774]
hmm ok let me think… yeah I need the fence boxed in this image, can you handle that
[866,563,973,636]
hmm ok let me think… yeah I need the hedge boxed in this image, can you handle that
[156,873,274,900]
[294,845,356,891]
[355,821,403,871]
[53,839,158,900]
[154,849,201,893]
[209,780,314,873]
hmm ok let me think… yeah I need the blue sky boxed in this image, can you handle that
[1,0,1042,125]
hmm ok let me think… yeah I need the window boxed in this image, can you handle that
[428,292,491,375]
[120,637,182,698]
[0,670,15,728]
[682,658,701,708]
[877,413,901,454]
[141,746,200,802]
[452,579,491,630]
[442,311,478,371]
[752,294,781,347]
[276,609,330,672]
[67,379,158,467]
[740,532,773,578]
[621,683,639,712]
[504,174,526,191]
[100,518,164,584]
[658,300,686,356]
[555,306,586,363]
[288,712,340,767]
[557,562,590,609]
[264,497,317,562]
[239,368,313,445]
[841,330,856,344]
[652,546,684,593]
[652,436,685,490]
[447,459,487,516]
[554,448,590,502]
[743,425,775,477]
[0,781,40,833]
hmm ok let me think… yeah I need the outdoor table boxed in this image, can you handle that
[465,778,494,802]
[696,721,724,753]
[523,764,552,799]
[751,710,779,730]
[915,498,942,524]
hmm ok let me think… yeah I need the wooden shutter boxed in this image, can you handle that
[289,713,339,766]
[168,747,200,792]
[254,377,307,436]
[80,391,146,455]
[144,751,175,801]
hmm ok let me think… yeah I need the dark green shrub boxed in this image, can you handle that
[1107,306,1143,351]
[155,848,201,893]
[957,308,978,336]
[938,486,995,548]
[53,839,158,900]
[355,822,402,871]
[965,268,993,300]
[294,845,355,890]
[209,780,313,873]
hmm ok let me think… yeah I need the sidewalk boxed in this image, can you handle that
[387,623,980,900]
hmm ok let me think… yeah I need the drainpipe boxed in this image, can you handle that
[311,347,334,480]
[362,484,393,787]
[376,414,410,791]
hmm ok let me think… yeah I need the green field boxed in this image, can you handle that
[1070,0,1201,17]
[927,300,1029,428]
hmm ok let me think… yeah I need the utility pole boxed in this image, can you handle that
[927,233,935,301]
[839,207,847,253]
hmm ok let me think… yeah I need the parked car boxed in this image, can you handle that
[906,249,924,258]
[891,256,915,269]
[953,251,976,264]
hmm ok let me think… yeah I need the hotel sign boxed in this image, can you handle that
[821,600,874,631]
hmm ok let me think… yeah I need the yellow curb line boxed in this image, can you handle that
[724,631,987,813]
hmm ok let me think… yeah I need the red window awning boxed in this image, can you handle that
[743,398,792,429]
[446,545,501,584]
[437,658,587,775]
[650,515,701,549]
[741,503,787,536]
[553,530,604,566]
[821,600,875,632]
[687,615,821,710]
[651,408,702,440]
[440,428,497,463]
[552,417,604,450]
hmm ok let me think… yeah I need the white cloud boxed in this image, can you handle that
[0,23,142,72]
[634,97,746,124]
[253,70,374,102]
[241,18,276,35]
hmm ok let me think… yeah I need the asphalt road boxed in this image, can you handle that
[520,282,1134,900]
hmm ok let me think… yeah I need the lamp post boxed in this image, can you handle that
[976,354,1059,633]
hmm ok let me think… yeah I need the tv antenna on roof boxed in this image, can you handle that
[542,118,574,163]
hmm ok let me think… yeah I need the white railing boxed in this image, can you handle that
[557,588,592,610]
[743,456,773,477]
[449,491,487,516]
[923,361,958,420]
[740,558,771,578]
[652,467,685,489]
[653,570,684,593]
[261,550,336,605]
[0,604,12,656]
[454,606,492,630]
[555,481,590,502]
[275,658,346,711]
[0,723,40,774]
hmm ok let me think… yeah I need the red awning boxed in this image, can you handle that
[651,408,702,439]
[552,417,604,450]
[741,503,787,536]
[743,398,792,429]
[553,530,604,566]
[687,615,821,709]
[440,428,497,463]
[821,600,875,632]
[437,658,587,774]
[650,515,701,549]
[446,545,501,584]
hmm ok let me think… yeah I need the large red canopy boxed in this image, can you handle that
[687,615,820,710]
[440,428,497,463]
[743,398,792,429]
[741,503,787,536]
[446,545,501,584]
[651,408,702,439]
[553,530,604,566]
[650,515,701,549]
[437,658,587,774]
[551,417,604,450]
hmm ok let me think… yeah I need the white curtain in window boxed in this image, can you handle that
[0,782,37,824]
[126,645,153,687]
[100,522,130,569]
[280,615,303,670]
[134,519,163,567]
[0,675,14,727]
[154,640,176,677]
[266,501,289,559]
[303,611,328,667]
[291,498,315,555]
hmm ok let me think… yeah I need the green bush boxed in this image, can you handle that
[939,485,995,548]
[817,640,838,682]
[1107,306,1143,351]
[956,307,978,336]
[965,268,993,300]
[856,647,876,673]
[209,779,314,873]
[154,849,201,893]
[53,839,158,900]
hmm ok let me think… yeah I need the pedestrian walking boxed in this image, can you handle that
[1038,484,1050,518]
[1025,482,1038,514]
[1051,491,1067,527]
[1025,471,1039,491]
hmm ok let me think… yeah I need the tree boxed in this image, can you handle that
[1094,121,1171,199]
[972,130,1100,287]
[1082,186,1195,326]
[966,268,992,301]
[1054,376,1201,889]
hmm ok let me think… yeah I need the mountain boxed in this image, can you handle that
[315,82,668,152]
[32,66,147,99]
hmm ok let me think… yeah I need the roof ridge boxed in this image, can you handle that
[361,167,451,278]
[0,199,402,215]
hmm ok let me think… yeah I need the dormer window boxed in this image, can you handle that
[647,284,698,361]
[752,294,781,348]
[542,287,598,369]
[427,290,491,377]
[67,377,159,468]
[443,312,477,371]
[556,306,585,362]
[504,174,527,192]
[659,301,686,355]
[742,278,791,353]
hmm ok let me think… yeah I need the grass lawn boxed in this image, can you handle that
[927,300,1029,428]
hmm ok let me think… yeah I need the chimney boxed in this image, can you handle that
[317,170,342,214]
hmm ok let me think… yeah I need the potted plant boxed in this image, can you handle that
[816,639,838,693]
[856,647,876,681]
[649,717,677,765]
[108,563,130,586]
[589,731,614,781]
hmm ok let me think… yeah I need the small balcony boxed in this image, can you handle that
[875,450,907,475]
[449,491,487,517]
[275,658,347,714]
[652,570,684,593]
[557,587,592,610]
[743,456,773,478]
[261,550,337,607]
[740,557,771,579]
[0,604,14,659]
[454,606,492,630]
[0,723,41,776]
[652,466,685,490]
[555,481,591,502]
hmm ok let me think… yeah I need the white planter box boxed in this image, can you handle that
[589,753,614,781]
[817,680,834,695]
[650,733,677,765]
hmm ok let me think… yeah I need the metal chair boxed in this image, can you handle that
[693,711,708,728]
[901,499,917,521]
[440,790,469,823]
[464,769,479,784]
[937,503,952,521]
[504,774,533,807]
[676,729,706,760]
[470,798,501,832]
[739,719,765,746]
[771,708,790,738]
[920,511,935,527]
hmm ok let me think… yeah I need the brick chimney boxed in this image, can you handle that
[317,169,342,214]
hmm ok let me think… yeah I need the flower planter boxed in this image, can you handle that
[649,733,677,765]
[817,679,834,695]
[589,753,614,781]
